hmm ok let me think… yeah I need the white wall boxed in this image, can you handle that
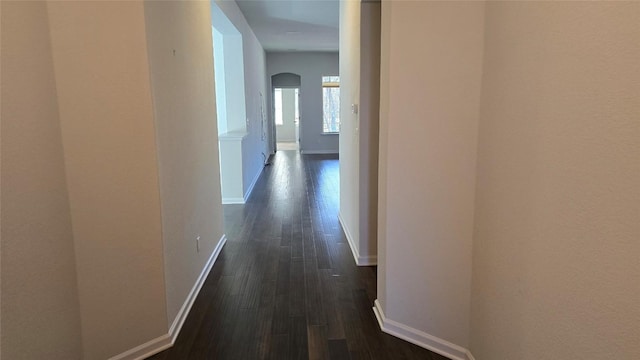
[470,2,640,359]
[1,2,83,358]
[213,27,228,135]
[266,52,340,154]
[214,0,269,199]
[220,34,247,133]
[377,0,485,351]
[144,0,226,330]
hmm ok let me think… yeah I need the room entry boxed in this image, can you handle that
[271,72,302,152]
[274,87,300,150]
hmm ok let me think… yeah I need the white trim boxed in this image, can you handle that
[300,149,339,154]
[338,213,377,266]
[222,197,245,204]
[466,350,477,360]
[373,300,475,360]
[108,334,172,360]
[109,234,227,360]
[169,234,227,342]
[221,166,263,204]
[243,167,263,203]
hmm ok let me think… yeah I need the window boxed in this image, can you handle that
[322,76,340,133]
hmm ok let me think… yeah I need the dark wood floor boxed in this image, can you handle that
[147,151,447,360]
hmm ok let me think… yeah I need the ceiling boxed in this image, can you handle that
[235,0,339,52]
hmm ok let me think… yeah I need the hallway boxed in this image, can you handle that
[148,152,446,359]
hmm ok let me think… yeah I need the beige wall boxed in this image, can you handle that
[377,0,485,347]
[358,0,381,263]
[46,2,167,358]
[339,0,362,262]
[378,0,639,358]
[2,1,231,358]
[0,2,83,358]
[470,2,640,359]
[144,0,225,327]
[339,0,381,265]
[377,0,392,308]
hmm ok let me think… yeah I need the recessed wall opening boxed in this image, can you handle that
[212,1,248,204]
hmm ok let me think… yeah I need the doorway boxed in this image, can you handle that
[270,72,302,153]
[274,87,300,151]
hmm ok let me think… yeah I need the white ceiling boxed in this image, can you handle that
[235,0,339,52]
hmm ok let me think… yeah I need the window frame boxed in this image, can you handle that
[322,76,340,134]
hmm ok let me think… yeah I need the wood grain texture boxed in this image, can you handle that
[147,151,448,360]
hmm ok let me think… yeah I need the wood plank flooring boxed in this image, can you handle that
[147,151,448,360]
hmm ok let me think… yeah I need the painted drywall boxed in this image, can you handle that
[338,0,362,264]
[217,33,246,133]
[470,2,640,359]
[276,89,298,142]
[376,0,392,318]
[211,2,247,134]
[46,2,167,358]
[214,0,269,199]
[377,0,485,348]
[358,1,381,263]
[144,0,225,330]
[266,52,340,154]
[338,0,380,266]
[213,27,228,135]
[0,2,83,358]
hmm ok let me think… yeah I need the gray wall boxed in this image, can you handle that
[267,52,339,154]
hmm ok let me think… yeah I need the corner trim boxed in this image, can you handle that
[243,167,263,203]
[108,334,172,360]
[168,234,227,342]
[372,300,475,360]
[222,197,245,205]
[109,234,227,360]
[338,212,377,266]
[300,149,339,154]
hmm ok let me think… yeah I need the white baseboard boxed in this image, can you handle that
[466,350,477,360]
[168,234,227,342]
[222,197,245,205]
[108,334,172,360]
[300,149,339,155]
[222,166,263,205]
[243,167,263,203]
[338,213,377,266]
[373,300,475,360]
[109,234,227,360]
